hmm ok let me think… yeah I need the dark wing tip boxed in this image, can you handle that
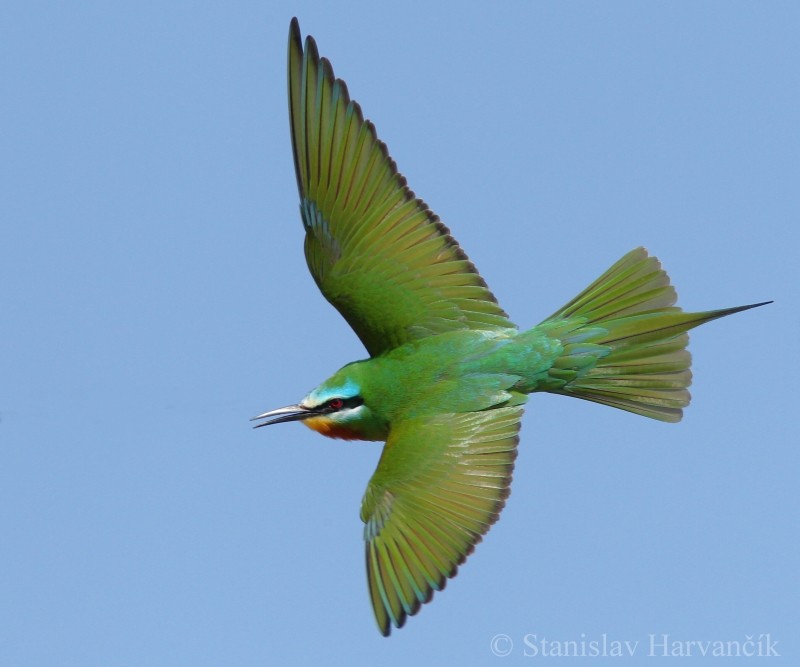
[304,34,320,63]
[303,32,359,124]
[319,56,335,82]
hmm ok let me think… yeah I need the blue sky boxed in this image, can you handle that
[1,2,796,664]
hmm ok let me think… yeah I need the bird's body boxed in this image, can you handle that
[254,18,769,636]
[305,327,547,440]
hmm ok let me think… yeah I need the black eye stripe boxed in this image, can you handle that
[323,396,363,412]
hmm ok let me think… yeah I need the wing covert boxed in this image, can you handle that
[360,406,524,635]
[288,19,513,356]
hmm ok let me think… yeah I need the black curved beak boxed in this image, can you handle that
[250,404,315,428]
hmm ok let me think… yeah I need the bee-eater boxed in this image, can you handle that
[253,18,770,636]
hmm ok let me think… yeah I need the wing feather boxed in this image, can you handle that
[360,406,523,635]
[288,19,513,356]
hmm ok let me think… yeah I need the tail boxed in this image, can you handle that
[538,247,770,422]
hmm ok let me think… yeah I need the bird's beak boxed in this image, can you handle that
[250,404,315,428]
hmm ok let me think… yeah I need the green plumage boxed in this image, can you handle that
[287,19,512,356]
[253,18,770,637]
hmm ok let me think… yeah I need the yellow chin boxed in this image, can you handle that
[303,416,361,440]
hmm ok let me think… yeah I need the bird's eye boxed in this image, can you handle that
[328,398,344,410]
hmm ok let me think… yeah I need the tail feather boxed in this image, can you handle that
[544,247,677,322]
[541,247,769,422]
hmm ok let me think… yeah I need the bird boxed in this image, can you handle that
[253,17,770,636]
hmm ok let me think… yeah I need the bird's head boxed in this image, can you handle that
[251,367,387,441]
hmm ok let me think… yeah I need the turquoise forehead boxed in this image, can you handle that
[304,377,360,406]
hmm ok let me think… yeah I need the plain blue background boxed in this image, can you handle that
[1,2,796,664]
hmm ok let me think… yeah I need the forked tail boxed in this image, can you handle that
[539,248,769,422]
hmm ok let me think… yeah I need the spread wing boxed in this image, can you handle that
[288,19,513,357]
[360,406,523,635]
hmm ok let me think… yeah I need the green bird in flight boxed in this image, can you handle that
[253,18,769,636]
